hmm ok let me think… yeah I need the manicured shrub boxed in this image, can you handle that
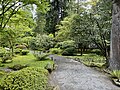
[0,47,6,57]
[21,50,29,55]
[62,47,76,56]
[1,53,12,63]
[57,40,75,49]
[0,47,12,63]
[0,67,48,90]
[34,53,50,61]
[91,49,102,55]
[30,34,55,51]
[49,48,62,54]
[14,48,22,54]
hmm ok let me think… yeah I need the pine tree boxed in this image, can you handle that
[44,0,69,37]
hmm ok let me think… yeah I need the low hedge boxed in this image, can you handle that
[0,67,49,90]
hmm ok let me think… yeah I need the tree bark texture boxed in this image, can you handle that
[110,0,120,70]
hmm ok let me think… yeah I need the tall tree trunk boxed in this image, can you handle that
[110,0,120,70]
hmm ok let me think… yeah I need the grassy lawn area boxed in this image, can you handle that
[0,53,54,69]
[0,53,54,90]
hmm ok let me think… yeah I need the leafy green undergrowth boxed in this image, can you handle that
[0,67,49,90]
[0,70,6,79]
[66,53,106,68]
[49,48,62,55]
[110,70,120,86]
[34,53,50,61]
[111,70,120,79]
[0,53,54,90]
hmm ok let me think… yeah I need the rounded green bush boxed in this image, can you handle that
[1,53,12,63]
[91,49,102,55]
[0,47,8,57]
[62,47,76,56]
[34,53,50,61]
[21,50,29,55]
[49,48,62,54]
[55,40,75,49]
[0,67,48,90]
[14,48,22,54]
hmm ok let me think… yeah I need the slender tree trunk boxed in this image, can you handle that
[8,39,14,56]
[110,0,120,70]
[80,48,83,56]
[11,45,14,56]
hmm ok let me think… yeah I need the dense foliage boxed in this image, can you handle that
[30,34,54,50]
[0,67,48,90]
[0,0,119,88]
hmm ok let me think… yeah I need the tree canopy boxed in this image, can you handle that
[0,0,119,70]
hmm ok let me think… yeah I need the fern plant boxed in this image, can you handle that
[110,70,120,79]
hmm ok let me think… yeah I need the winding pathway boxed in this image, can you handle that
[49,55,120,90]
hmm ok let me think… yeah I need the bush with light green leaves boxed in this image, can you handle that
[34,53,50,61]
[0,67,49,90]
[55,40,75,49]
[49,48,62,54]
[0,47,10,57]
[30,34,55,51]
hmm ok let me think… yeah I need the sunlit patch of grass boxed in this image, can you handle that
[0,53,54,69]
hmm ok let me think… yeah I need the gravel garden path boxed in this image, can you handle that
[49,55,120,90]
